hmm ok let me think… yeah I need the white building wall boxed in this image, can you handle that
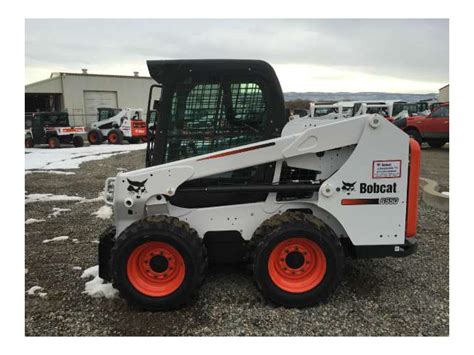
[439,85,449,102]
[25,77,62,93]
[61,74,157,127]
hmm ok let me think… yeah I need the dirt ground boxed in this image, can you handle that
[420,144,449,191]
[25,144,449,336]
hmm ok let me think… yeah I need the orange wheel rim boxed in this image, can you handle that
[90,133,97,143]
[127,241,185,297]
[268,237,326,293]
[109,133,117,143]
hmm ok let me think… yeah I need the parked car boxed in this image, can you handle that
[394,103,449,148]
[25,112,86,148]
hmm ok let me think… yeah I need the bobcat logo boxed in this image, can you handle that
[127,178,148,198]
[341,181,357,195]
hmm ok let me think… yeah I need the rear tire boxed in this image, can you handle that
[25,137,33,148]
[128,137,141,144]
[111,216,207,311]
[48,136,60,149]
[87,129,104,145]
[427,140,447,148]
[250,211,344,307]
[405,129,422,146]
[73,135,84,147]
[107,129,123,144]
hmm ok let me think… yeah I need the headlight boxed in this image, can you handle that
[104,178,116,205]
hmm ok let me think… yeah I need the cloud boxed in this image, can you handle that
[25,19,448,92]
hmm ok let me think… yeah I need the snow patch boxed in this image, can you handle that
[25,218,46,224]
[25,170,75,175]
[81,265,118,299]
[25,193,85,204]
[72,238,79,243]
[92,205,113,220]
[441,191,449,196]
[72,266,82,271]
[48,207,71,218]
[26,286,44,295]
[25,143,146,171]
[42,236,69,244]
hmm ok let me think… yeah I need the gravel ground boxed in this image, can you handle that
[420,144,449,191]
[25,146,449,336]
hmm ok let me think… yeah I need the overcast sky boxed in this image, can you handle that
[25,19,448,93]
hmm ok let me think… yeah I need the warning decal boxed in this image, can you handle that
[372,160,401,179]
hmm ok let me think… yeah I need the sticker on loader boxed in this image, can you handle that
[372,160,401,179]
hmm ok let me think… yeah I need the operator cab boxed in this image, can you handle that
[97,107,122,121]
[145,60,288,167]
[144,60,315,211]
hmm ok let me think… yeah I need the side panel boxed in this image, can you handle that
[318,118,410,246]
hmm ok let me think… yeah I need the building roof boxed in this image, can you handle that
[49,72,152,80]
[26,71,152,89]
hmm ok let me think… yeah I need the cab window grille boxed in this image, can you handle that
[164,81,268,164]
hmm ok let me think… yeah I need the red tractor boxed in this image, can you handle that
[394,103,449,148]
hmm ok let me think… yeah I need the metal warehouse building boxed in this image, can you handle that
[439,84,449,102]
[25,69,157,127]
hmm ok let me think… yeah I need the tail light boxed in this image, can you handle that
[406,138,421,237]
[132,121,146,128]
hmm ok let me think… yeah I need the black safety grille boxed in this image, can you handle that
[165,82,267,162]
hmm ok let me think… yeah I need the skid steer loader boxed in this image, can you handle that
[87,107,147,145]
[98,60,420,310]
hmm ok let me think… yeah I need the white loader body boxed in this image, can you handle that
[106,113,416,252]
[91,108,146,138]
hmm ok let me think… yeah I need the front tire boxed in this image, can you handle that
[48,136,60,148]
[251,212,344,307]
[107,129,123,144]
[405,129,422,146]
[73,135,84,147]
[25,137,34,148]
[88,129,104,145]
[111,216,207,311]
[427,139,447,148]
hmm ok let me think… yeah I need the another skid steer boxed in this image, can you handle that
[98,60,420,310]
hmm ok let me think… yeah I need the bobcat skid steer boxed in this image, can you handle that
[87,107,147,145]
[98,60,420,311]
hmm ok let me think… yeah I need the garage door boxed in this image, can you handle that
[83,91,118,126]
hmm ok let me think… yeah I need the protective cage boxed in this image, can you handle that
[144,60,311,208]
[145,60,287,167]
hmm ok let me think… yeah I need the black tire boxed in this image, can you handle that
[25,137,34,148]
[48,136,60,149]
[427,140,447,148]
[73,135,84,147]
[128,137,141,144]
[405,128,422,146]
[98,225,116,282]
[107,129,123,144]
[87,129,104,145]
[111,216,207,311]
[250,211,344,308]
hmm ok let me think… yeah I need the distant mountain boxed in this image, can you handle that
[284,92,438,102]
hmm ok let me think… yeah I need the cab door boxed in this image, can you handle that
[425,105,449,139]
[31,115,46,144]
